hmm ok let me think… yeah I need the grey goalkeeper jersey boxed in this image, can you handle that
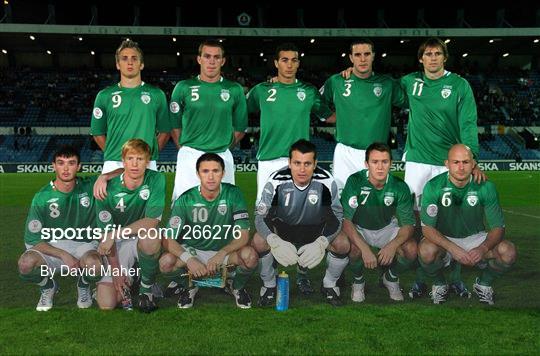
[255,166,342,245]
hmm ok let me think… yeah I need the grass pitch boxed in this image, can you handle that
[0,172,538,354]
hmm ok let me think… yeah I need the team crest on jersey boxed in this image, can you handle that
[466,194,478,206]
[220,89,230,102]
[169,215,181,229]
[441,85,452,99]
[426,204,438,217]
[170,101,180,113]
[349,196,358,209]
[297,89,306,102]
[80,196,90,208]
[28,219,42,233]
[218,200,228,215]
[99,210,112,223]
[308,193,318,205]
[140,93,151,104]
[93,107,103,119]
[383,193,394,206]
[373,84,383,97]
[139,188,150,200]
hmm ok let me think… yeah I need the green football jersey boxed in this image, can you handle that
[90,82,171,161]
[400,71,479,166]
[96,170,165,230]
[321,73,405,149]
[247,80,332,160]
[341,169,415,230]
[169,76,248,153]
[166,183,250,251]
[24,176,97,246]
[420,172,505,238]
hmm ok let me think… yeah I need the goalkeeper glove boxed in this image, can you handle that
[267,233,298,267]
[298,236,329,269]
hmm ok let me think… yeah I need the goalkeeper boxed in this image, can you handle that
[253,139,350,307]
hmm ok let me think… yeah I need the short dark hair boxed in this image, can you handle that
[53,145,80,164]
[275,42,299,61]
[350,38,375,54]
[417,37,448,60]
[196,153,225,172]
[289,139,317,160]
[198,39,225,57]
[365,142,392,162]
[115,39,144,64]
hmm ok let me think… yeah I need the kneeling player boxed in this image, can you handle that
[341,143,417,302]
[18,146,104,311]
[95,139,166,312]
[160,153,258,309]
[418,144,517,304]
[253,139,350,306]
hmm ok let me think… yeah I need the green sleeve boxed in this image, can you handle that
[232,187,250,230]
[482,182,505,230]
[311,87,333,119]
[246,86,260,114]
[320,77,335,109]
[396,184,415,227]
[156,89,172,133]
[340,175,357,221]
[398,75,410,109]
[166,196,187,240]
[420,182,439,227]
[169,83,185,129]
[458,81,479,159]
[95,196,113,230]
[24,196,44,246]
[90,91,108,136]
[391,78,407,109]
[232,85,248,132]
[145,173,166,220]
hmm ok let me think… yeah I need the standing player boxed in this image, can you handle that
[17,146,103,311]
[170,39,247,201]
[95,139,165,312]
[418,144,516,305]
[247,43,333,202]
[340,143,417,302]
[401,37,485,299]
[321,39,405,192]
[159,153,258,309]
[253,140,350,306]
[91,39,171,175]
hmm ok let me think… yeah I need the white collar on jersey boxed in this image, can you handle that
[197,75,224,82]
[293,181,310,191]
[117,81,145,88]
[366,169,390,185]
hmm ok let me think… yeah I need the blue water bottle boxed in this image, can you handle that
[276,271,289,311]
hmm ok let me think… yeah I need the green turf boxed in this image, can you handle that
[0,172,539,354]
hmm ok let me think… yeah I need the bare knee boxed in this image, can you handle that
[418,239,440,263]
[80,252,102,269]
[496,240,517,265]
[18,252,41,274]
[238,246,259,269]
[329,232,350,255]
[138,238,161,255]
[251,233,269,253]
[348,244,362,260]
[96,283,120,310]
[159,253,178,273]
[400,239,418,260]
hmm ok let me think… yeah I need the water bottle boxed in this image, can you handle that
[276,271,289,311]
